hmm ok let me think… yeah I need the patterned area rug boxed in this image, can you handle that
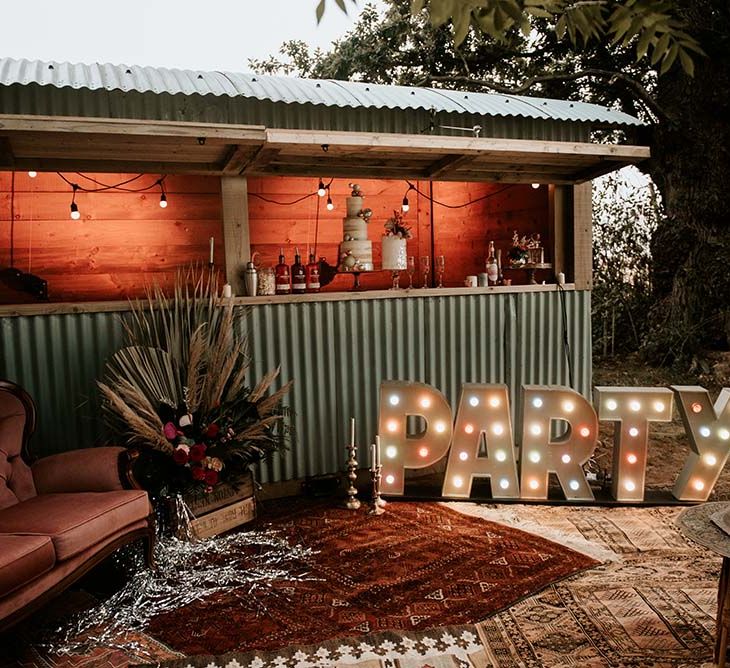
[144,501,597,655]
[5,503,720,668]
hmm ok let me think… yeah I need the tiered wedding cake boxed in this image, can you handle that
[339,184,373,271]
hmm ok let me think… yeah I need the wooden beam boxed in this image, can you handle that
[0,114,266,142]
[549,185,569,278]
[241,147,281,174]
[220,176,251,296]
[0,136,15,168]
[8,157,223,175]
[572,182,593,291]
[221,144,257,174]
[425,153,478,179]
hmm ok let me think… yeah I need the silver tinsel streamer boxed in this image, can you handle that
[37,529,319,658]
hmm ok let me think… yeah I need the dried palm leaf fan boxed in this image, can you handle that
[98,266,292,496]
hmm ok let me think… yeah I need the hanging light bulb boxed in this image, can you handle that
[158,178,168,208]
[401,183,413,212]
[159,193,168,208]
[317,179,326,197]
[326,194,334,211]
[531,183,540,189]
[28,171,37,178]
[69,184,81,220]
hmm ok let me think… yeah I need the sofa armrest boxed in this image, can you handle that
[31,447,127,494]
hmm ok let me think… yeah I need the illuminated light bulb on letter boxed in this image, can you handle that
[469,396,479,407]
[691,402,702,413]
[459,451,468,461]
[452,476,463,489]
[387,420,398,433]
[720,429,730,441]
[418,446,429,458]
[654,401,666,412]
[385,446,397,459]
[532,397,543,408]
[530,424,542,436]
[606,399,618,411]
[529,451,541,463]
[704,453,717,466]
[489,396,500,407]
[694,479,705,491]
[699,426,711,438]
[529,479,539,490]
[464,423,474,434]
[492,423,504,436]
[389,395,400,406]
[563,400,575,413]
[624,480,636,492]
[627,453,638,464]
[561,453,571,464]
[569,480,580,491]
[628,427,639,437]
[495,450,507,462]
[385,474,395,484]
[420,397,432,409]
[579,426,591,438]
[499,478,510,489]
[629,401,641,412]
[435,421,447,433]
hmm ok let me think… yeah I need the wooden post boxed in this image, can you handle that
[220,176,251,296]
[572,181,593,291]
[549,185,569,278]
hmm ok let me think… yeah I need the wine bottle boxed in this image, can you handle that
[291,247,307,294]
[305,250,321,293]
[275,248,291,294]
[486,241,499,285]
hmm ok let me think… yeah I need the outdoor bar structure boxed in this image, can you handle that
[0,57,649,488]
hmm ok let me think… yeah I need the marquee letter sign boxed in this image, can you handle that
[594,387,674,502]
[671,386,730,501]
[519,385,598,501]
[375,380,730,503]
[378,380,453,495]
[442,384,519,499]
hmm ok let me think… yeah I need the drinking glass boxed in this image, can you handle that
[436,255,445,288]
[420,255,430,288]
[407,256,416,289]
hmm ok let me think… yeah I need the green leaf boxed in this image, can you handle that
[429,0,456,26]
[636,28,654,61]
[678,47,695,77]
[410,0,427,12]
[315,0,326,24]
[660,41,679,75]
[526,7,554,19]
[452,6,472,45]
[555,13,567,39]
[334,0,347,13]
[651,31,671,64]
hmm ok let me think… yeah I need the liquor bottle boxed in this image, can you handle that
[291,247,307,294]
[305,249,321,293]
[486,241,499,285]
[275,248,291,294]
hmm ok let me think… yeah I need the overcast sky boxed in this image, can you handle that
[2,1,377,72]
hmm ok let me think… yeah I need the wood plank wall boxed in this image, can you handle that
[248,177,550,291]
[0,172,224,302]
[0,172,550,303]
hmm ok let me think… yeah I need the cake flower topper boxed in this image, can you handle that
[349,183,363,197]
[358,207,373,222]
[384,210,412,239]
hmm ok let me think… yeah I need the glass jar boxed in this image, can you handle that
[257,267,276,296]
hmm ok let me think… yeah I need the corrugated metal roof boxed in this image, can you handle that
[0,57,642,127]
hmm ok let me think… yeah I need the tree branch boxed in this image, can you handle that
[419,69,668,123]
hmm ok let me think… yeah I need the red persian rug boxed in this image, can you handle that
[145,500,598,656]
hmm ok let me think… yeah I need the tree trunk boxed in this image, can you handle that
[643,1,730,363]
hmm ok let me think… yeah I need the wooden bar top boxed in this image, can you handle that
[0,283,575,317]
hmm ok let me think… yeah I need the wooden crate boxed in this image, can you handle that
[190,496,256,540]
[185,471,255,517]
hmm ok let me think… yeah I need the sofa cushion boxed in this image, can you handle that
[0,534,55,598]
[0,490,149,561]
[0,390,37,509]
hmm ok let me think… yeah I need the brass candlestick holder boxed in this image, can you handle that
[368,464,385,516]
[344,441,361,510]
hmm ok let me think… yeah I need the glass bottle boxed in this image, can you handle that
[275,248,291,295]
[291,247,307,294]
[486,241,499,286]
[305,250,321,293]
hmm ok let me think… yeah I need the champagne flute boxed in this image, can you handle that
[420,255,430,288]
[407,256,416,289]
[436,255,445,288]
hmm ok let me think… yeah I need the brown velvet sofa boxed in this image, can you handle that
[0,380,154,631]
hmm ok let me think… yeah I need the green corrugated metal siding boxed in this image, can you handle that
[0,290,590,481]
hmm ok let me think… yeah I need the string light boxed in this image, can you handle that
[28,171,37,178]
[159,180,168,208]
[326,185,334,211]
[401,184,414,212]
[531,183,540,189]
[317,179,326,197]
[69,184,80,220]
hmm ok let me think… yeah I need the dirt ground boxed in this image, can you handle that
[593,351,730,501]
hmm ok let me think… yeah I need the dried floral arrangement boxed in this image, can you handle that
[97,268,292,495]
[384,210,412,239]
[508,230,542,265]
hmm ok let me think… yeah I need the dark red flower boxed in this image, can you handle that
[205,423,220,439]
[172,448,189,465]
[204,469,219,486]
[191,466,206,481]
[189,443,207,462]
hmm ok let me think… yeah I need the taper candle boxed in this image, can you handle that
[350,417,355,447]
[375,434,381,468]
[209,237,214,264]
[370,443,376,472]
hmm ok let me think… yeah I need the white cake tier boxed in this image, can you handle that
[346,196,363,218]
[381,236,408,270]
[343,217,368,241]
[339,240,373,271]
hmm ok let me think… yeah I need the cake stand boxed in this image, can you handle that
[339,268,375,291]
[506,262,553,285]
